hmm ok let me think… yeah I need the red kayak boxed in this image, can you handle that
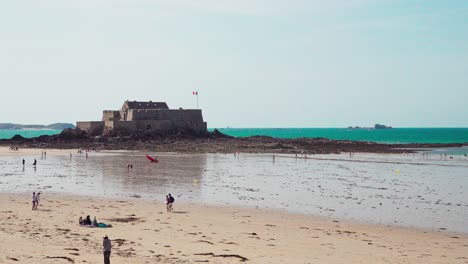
[146,155,159,163]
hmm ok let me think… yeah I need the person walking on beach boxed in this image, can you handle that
[32,192,38,210]
[165,195,170,212]
[22,159,25,166]
[36,192,41,208]
[103,235,112,264]
[168,194,174,212]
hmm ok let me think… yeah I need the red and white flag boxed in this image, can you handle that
[192,91,198,95]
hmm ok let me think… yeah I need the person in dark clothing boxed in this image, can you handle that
[103,235,111,264]
[85,215,92,225]
[168,194,174,212]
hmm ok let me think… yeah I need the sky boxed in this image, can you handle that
[0,0,467,128]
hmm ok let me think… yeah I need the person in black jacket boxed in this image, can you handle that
[103,235,111,264]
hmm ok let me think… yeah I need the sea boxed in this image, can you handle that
[0,129,62,139]
[213,128,468,144]
[1,127,467,144]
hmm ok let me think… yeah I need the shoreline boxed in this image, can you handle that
[1,192,467,263]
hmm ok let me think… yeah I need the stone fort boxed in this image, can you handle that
[77,100,207,134]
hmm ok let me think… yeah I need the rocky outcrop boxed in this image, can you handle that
[374,124,392,129]
[1,128,464,154]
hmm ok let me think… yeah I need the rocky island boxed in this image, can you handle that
[0,102,462,154]
[0,127,464,154]
[348,124,393,130]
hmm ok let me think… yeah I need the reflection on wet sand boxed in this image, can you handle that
[100,153,207,199]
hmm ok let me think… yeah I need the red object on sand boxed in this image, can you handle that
[146,155,159,163]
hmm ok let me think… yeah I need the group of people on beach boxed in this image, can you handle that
[79,215,112,228]
[22,159,37,167]
[31,192,41,210]
[77,149,89,158]
[9,145,19,151]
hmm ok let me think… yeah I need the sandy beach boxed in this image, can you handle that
[0,147,72,157]
[1,147,467,263]
[1,193,467,264]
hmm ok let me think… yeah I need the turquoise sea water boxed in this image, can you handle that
[0,129,62,139]
[211,128,468,144]
[1,128,467,144]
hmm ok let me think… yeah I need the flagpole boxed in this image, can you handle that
[197,92,199,109]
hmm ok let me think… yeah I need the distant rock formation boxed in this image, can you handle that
[374,124,392,129]
[347,126,367,130]
[0,123,75,130]
[347,124,393,130]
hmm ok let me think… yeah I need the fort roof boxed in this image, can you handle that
[124,100,169,110]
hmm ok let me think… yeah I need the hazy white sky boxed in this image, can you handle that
[1,0,467,127]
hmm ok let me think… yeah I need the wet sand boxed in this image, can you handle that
[1,193,467,264]
[1,147,467,233]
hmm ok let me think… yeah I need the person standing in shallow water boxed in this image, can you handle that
[103,235,111,264]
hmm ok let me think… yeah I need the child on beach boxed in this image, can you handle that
[166,194,174,212]
[32,192,38,210]
[165,195,170,212]
[36,192,41,208]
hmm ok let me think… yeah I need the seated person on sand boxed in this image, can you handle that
[94,216,112,228]
[84,215,93,226]
[79,215,112,228]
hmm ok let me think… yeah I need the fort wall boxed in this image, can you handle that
[102,110,121,121]
[76,121,104,132]
[76,101,207,134]
[113,121,137,131]
[128,109,204,123]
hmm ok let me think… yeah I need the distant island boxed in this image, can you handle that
[0,123,75,130]
[348,124,393,130]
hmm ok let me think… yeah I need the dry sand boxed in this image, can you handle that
[0,147,73,157]
[0,193,467,264]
